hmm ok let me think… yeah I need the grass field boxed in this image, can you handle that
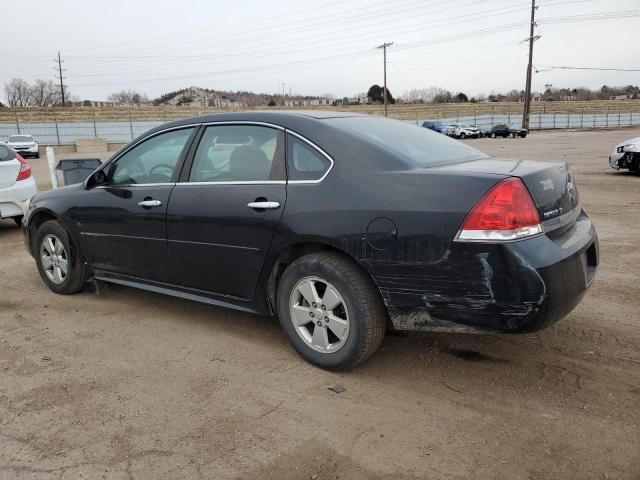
[1,99,640,123]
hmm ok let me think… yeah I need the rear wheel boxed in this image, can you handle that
[34,220,86,294]
[277,251,386,370]
[459,132,466,139]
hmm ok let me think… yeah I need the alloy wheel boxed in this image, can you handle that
[289,276,350,353]
[40,234,68,284]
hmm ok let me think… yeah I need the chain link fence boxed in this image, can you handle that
[1,104,639,145]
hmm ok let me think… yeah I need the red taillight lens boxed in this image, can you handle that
[16,154,32,181]
[456,177,542,242]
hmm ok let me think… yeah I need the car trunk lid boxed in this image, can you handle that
[438,158,580,232]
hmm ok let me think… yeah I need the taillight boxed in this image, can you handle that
[16,154,32,181]
[456,177,542,242]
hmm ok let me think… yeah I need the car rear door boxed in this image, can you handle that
[166,123,286,299]
[73,126,197,281]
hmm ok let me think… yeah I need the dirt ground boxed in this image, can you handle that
[1,128,639,480]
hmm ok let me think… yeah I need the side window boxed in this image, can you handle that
[189,125,284,182]
[110,128,194,186]
[287,134,332,181]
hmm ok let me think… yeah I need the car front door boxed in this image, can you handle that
[74,126,196,281]
[166,123,286,299]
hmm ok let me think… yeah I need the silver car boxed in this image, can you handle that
[7,134,40,159]
[609,136,640,172]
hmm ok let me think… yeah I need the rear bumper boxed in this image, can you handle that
[0,177,37,219]
[376,211,598,333]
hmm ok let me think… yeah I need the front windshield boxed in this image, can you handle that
[9,135,33,142]
[330,116,489,167]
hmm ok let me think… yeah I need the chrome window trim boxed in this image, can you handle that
[200,120,285,130]
[107,123,200,166]
[175,181,286,186]
[96,183,175,188]
[96,123,199,188]
[285,129,335,184]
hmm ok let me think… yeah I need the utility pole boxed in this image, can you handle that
[522,0,538,129]
[54,51,66,107]
[376,42,393,117]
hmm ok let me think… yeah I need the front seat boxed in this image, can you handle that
[229,145,271,181]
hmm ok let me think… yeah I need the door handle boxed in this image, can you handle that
[138,200,162,207]
[247,201,280,210]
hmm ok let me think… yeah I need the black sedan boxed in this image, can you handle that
[22,112,598,370]
[490,124,528,138]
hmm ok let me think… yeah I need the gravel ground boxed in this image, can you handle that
[1,128,639,480]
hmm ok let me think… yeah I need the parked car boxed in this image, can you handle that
[475,126,491,138]
[490,124,528,138]
[443,124,457,137]
[6,134,39,158]
[609,136,640,172]
[421,121,448,134]
[448,123,480,139]
[0,142,38,225]
[22,112,598,370]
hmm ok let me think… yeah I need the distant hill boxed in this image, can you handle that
[152,86,275,108]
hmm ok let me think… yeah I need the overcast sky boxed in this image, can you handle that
[2,0,639,101]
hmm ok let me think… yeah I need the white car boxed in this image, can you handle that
[448,123,480,139]
[7,134,40,159]
[609,136,640,172]
[0,143,38,225]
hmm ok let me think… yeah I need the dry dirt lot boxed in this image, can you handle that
[1,128,639,480]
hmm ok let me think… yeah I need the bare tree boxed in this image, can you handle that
[4,78,32,107]
[30,79,63,107]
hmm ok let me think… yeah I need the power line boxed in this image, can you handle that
[536,65,640,73]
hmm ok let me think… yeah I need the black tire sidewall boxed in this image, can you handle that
[34,221,84,294]
[277,256,372,370]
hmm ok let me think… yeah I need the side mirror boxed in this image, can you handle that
[84,169,107,189]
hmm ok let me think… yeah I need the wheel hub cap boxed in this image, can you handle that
[289,276,350,354]
[40,234,68,285]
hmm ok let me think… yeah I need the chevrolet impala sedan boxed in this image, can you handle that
[22,112,598,370]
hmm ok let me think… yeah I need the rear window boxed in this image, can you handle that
[330,117,488,167]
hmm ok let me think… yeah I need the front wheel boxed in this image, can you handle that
[34,220,86,294]
[277,252,386,370]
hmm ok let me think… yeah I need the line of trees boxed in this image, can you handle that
[107,89,149,105]
[3,78,68,107]
[400,85,640,104]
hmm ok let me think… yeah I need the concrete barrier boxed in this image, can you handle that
[76,138,108,153]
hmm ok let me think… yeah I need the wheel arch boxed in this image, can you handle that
[26,208,60,254]
[264,241,385,319]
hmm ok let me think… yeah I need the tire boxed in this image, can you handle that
[491,133,496,138]
[34,220,86,294]
[276,251,386,370]
[459,132,466,139]
[12,215,23,227]
[520,133,527,138]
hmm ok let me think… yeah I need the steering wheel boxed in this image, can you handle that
[148,163,174,182]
